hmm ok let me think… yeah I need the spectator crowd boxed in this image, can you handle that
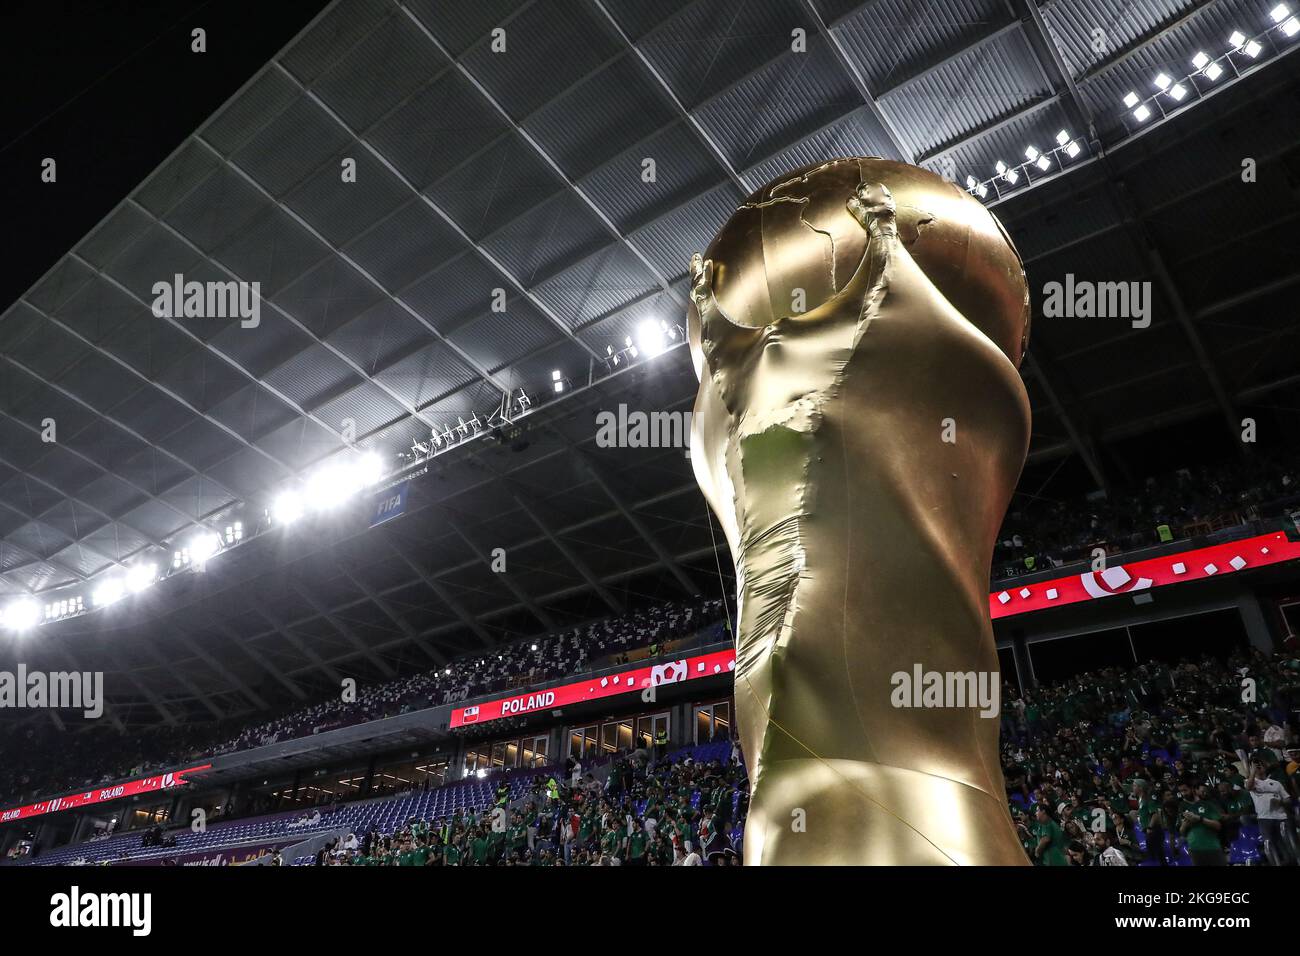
[1003,646,1300,865]
[310,741,748,867]
[994,451,1300,579]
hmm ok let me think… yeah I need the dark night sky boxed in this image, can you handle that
[0,0,330,311]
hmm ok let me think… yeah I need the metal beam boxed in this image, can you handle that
[267,62,605,368]
[397,2,686,311]
[1013,0,1242,446]
[180,634,270,711]
[331,551,452,662]
[254,604,345,686]
[0,349,246,548]
[511,489,625,615]
[876,18,1022,99]
[287,580,396,678]
[218,622,308,701]
[591,0,752,196]
[1021,350,1108,490]
[448,518,558,632]
[139,640,225,720]
[108,648,180,726]
[46,644,126,733]
[378,540,492,651]
[800,0,917,162]
[573,450,700,596]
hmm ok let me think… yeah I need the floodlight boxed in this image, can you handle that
[1024,145,1040,161]
[273,492,303,525]
[636,319,668,358]
[1123,91,1140,108]
[1133,104,1152,122]
[1055,129,1071,146]
[1270,4,1290,24]
[1168,82,1188,101]
[306,464,356,511]
[93,577,126,607]
[1153,73,1171,90]
[1229,30,1247,49]
[189,532,220,565]
[125,563,156,593]
[3,599,39,632]
[1035,154,1052,171]
[1191,51,1210,70]
[357,452,384,487]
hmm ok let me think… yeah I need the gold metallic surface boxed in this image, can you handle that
[687,158,1031,865]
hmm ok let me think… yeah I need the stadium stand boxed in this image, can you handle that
[24,742,747,867]
[1003,647,1300,866]
[995,451,1300,578]
[0,598,726,806]
[7,453,1297,811]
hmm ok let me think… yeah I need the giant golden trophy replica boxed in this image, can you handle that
[688,159,1032,865]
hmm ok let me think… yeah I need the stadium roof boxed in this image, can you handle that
[3,0,1299,728]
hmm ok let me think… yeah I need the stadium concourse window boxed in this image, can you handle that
[1128,608,1251,663]
[130,807,169,827]
[463,735,548,777]
[602,719,634,754]
[636,713,670,750]
[694,701,732,743]
[996,646,1021,696]
[1026,608,1252,684]
[569,724,600,760]
[1276,599,1300,641]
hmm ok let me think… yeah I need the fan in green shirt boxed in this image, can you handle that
[444,843,461,866]
[601,828,623,857]
[1032,807,1069,866]
[656,835,675,865]
[627,826,648,862]
[1180,796,1222,853]
[507,823,527,854]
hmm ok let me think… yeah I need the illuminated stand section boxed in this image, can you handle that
[990,531,1300,618]
[450,648,737,728]
[0,764,210,823]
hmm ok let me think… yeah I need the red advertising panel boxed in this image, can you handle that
[0,763,211,823]
[450,648,737,728]
[989,531,1300,619]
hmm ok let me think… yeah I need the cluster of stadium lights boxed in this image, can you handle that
[605,318,682,368]
[965,128,1084,199]
[272,452,386,527]
[966,7,1298,201]
[1121,8,1297,127]
[401,318,684,468]
[1,318,687,635]
[280,321,684,517]
[0,515,257,634]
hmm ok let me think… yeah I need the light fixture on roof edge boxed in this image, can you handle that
[1,599,39,632]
